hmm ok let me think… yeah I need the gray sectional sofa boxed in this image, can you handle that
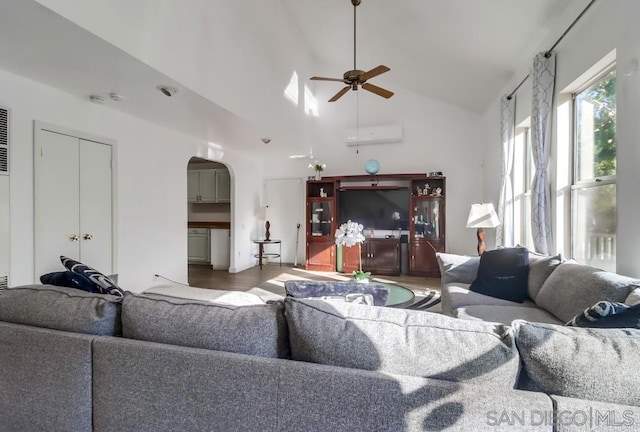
[1,283,640,431]
[437,251,640,326]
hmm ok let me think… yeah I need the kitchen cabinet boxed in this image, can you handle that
[215,170,231,203]
[188,169,230,203]
[188,228,210,264]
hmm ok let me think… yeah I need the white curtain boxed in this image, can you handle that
[530,52,556,254]
[496,95,516,247]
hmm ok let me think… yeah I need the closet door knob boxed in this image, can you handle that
[83,234,93,240]
[69,234,79,242]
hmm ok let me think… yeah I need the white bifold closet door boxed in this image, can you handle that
[35,129,113,278]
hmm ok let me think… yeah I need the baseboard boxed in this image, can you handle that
[229,262,254,273]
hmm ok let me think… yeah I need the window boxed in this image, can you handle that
[513,126,534,250]
[571,67,616,272]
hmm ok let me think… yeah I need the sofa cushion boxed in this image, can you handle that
[435,252,480,285]
[122,292,289,358]
[566,301,640,328]
[535,262,640,322]
[285,297,520,388]
[442,283,538,317]
[469,247,529,303]
[527,252,563,301]
[514,320,640,406]
[0,284,122,335]
[454,305,563,326]
[61,255,124,298]
[550,395,640,432]
[284,280,389,306]
[143,284,265,306]
[40,270,98,293]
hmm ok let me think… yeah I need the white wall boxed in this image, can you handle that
[481,0,640,276]
[0,67,262,290]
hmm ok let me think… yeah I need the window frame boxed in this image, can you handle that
[569,63,617,270]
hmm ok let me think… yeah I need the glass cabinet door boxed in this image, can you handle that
[310,200,333,237]
[413,198,443,240]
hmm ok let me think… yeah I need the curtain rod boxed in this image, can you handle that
[506,0,598,100]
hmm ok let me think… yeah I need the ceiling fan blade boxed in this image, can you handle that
[310,76,346,82]
[362,82,394,99]
[329,86,351,102]
[360,65,390,81]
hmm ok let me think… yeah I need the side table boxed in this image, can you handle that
[253,239,282,270]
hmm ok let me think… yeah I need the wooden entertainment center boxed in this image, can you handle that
[305,173,446,277]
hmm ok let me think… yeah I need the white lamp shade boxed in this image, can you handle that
[466,203,500,228]
[256,206,268,221]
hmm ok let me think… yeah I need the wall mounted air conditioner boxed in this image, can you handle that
[344,124,403,146]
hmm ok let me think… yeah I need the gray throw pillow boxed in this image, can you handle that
[535,262,640,322]
[122,293,290,358]
[284,280,389,306]
[285,298,520,388]
[527,252,563,301]
[514,320,640,406]
[0,284,122,335]
[435,252,480,285]
[626,287,640,306]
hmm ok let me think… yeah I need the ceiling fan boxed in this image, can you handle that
[310,0,394,102]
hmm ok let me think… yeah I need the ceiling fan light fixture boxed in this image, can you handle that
[309,0,393,102]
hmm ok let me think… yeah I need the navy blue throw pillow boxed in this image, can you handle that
[60,256,124,298]
[469,247,529,303]
[566,301,640,328]
[40,271,98,293]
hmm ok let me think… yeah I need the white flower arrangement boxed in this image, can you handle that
[308,160,326,173]
[334,220,370,281]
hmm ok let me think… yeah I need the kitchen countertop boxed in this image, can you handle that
[188,222,231,229]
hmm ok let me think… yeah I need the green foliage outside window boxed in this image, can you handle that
[576,69,617,179]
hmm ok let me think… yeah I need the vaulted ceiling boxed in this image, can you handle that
[0,0,590,152]
[282,0,582,111]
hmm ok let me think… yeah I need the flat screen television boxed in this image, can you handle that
[339,188,410,231]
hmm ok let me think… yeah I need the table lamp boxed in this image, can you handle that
[466,203,500,255]
[256,206,270,241]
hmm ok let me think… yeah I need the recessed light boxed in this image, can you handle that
[261,138,271,144]
[89,94,105,104]
[109,92,124,102]
[156,85,178,97]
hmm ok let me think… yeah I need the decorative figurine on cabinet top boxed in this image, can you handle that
[364,159,380,175]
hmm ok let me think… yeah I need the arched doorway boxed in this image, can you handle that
[186,157,231,283]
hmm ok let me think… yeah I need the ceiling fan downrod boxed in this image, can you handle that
[353,0,360,71]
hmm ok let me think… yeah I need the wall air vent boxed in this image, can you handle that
[0,275,7,292]
[0,107,8,174]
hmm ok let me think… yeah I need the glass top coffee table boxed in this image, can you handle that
[374,282,415,308]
